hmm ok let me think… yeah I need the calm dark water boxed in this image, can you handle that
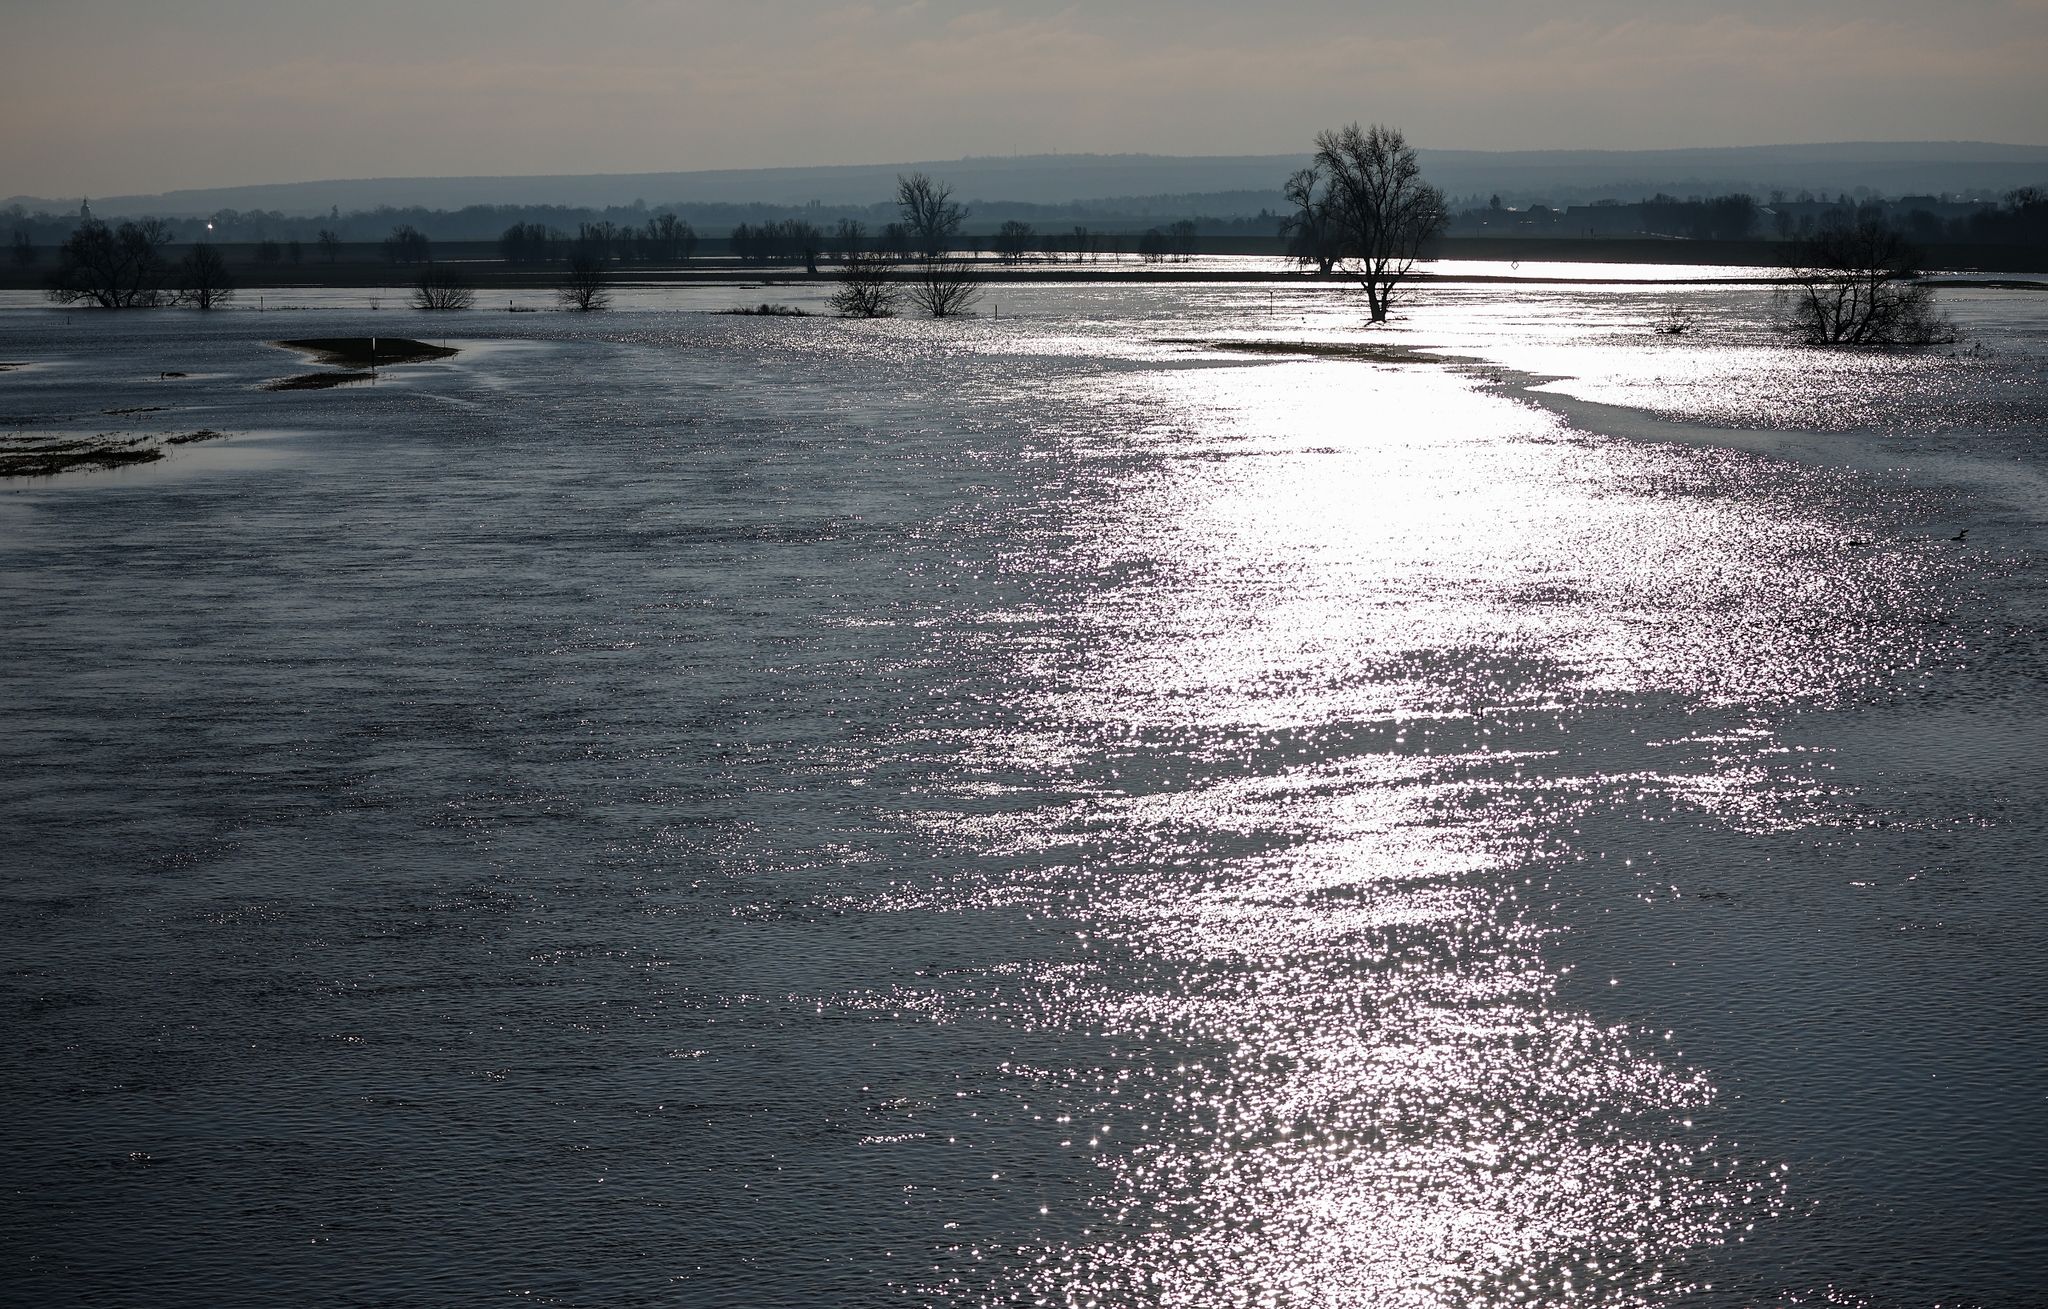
[2,283,2045,1307]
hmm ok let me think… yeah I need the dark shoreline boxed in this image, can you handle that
[3,234,2044,297]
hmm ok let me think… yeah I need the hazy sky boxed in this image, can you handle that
[5,0,2045,197]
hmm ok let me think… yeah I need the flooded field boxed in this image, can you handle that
[3,278,2045,1307]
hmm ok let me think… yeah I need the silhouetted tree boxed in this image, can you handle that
[1138,227,1169,263]
[896,173,965,258]
[286,238,303,265]
[1777,221,1953,346]
[787,220,824,274]
[576,220,620,263]
[829,217,867,263]
[910,257,981,318]
[557,256,610,311]
[1964,187,2048,244]
[1643,192,1757,241]
[1281,166,1339,273]
[46,218,173,308]
[729,222,760,264]
[2009,187,2048,239]
[412,265,474,310]
[500,221,556,265]
[897,173,978,316]
[636,213,695,263]
[175,243,235,309]
[384,224,431,264]
[10,230,36,266]
[992,220,1036,264]
[729,219,824,271]
[316,229,342,263]
[879,222,913,262]
[831,249,900,318]
[1311,123,1448,322]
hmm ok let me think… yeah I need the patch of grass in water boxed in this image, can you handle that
[1,427,232,478]
[266,370,377,391]
[718,303,811,317]
[276,337,458,368]
[0,433,165,478]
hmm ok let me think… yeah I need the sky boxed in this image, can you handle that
[4,0,2046,198]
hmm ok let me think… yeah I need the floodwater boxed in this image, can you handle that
[2,278,2045,1308]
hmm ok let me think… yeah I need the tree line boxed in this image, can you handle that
[17,125,2014,349]
[1442,187,2048,245]
[498,214,700,265]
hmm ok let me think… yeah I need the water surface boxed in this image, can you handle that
[3,282,2044,1306]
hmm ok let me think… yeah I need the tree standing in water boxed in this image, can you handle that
[558,256,611,311]
[831,249,899,318]
[1309,123,1448,322]
[896,173,980,318]
[175,243,235,309]
[1777,220,1954,346]
[45,217,174,308]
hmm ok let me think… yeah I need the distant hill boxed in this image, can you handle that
[11,142,2046,218]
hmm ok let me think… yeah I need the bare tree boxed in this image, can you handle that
[316,229,342,263]
[1281,166,1339,274]
[636,213,695,264]
[910,256,982,318]
[831,249,899,318]
[879,222,913,262]
[896,173,965,258]
[412,266,474,311]
[557,255,611,311]
[830,217,867,263]
[573,220,616,263]
[175,243,235,309]
[992,219,1036,264]
[790,220,825,275]
[1777,221,1954,346]
[1311,123,1449,322]
[10,230,36,266]
[383,224,431,264]
[898,173,979,317]
[500,221,556,265]
[45,218,173,308]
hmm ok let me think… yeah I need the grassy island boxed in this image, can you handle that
[267,337,459,390]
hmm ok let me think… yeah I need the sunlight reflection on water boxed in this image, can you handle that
[873,357,1966,1305]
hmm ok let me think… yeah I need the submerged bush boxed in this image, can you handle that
[1777,222,1956,347]
[175,243,235,310]
[557,256,610,312]
[45,219,173,309]
[830,251,899,318]
[412,266,475,312]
